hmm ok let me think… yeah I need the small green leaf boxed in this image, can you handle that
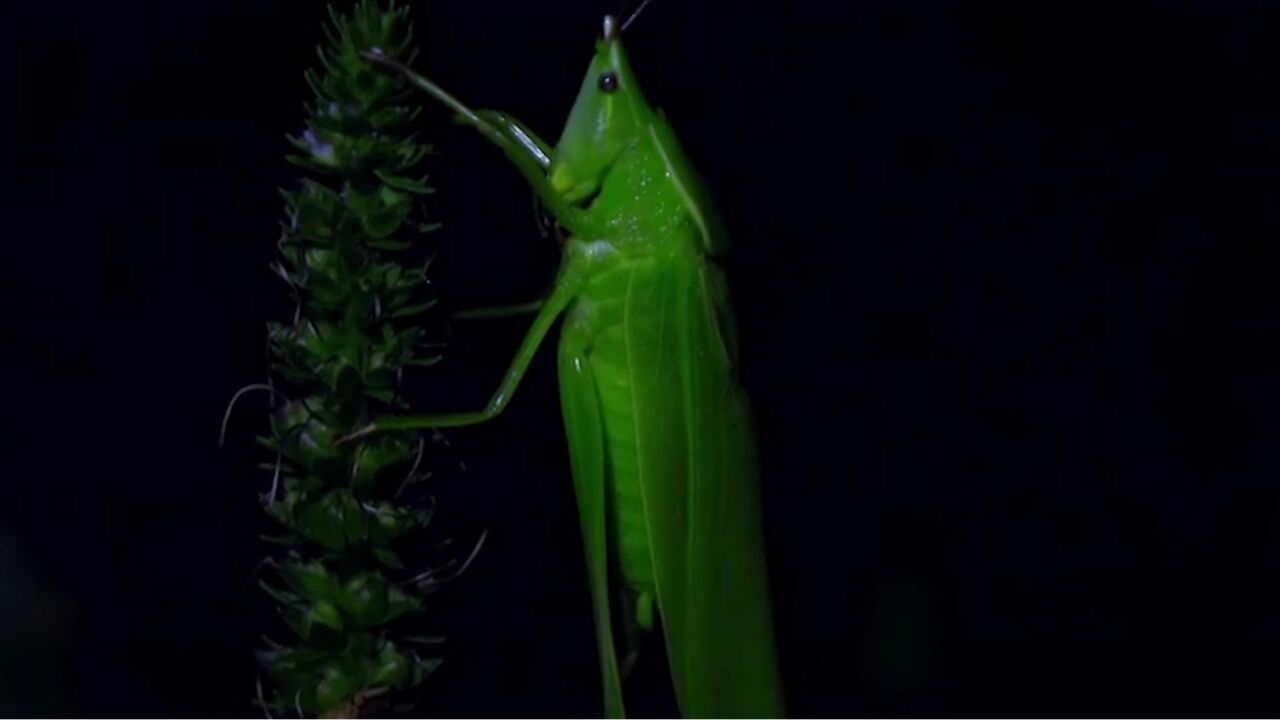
[283,559,340,600]
[307,599,344,632]
[372,547,404,569]
[281,605,312,641]
[375,169,432,194]
[367,387,398,405]
[368,502,417,545]
[351,438,417,492]
[340,491,369,545]
[338,572,388,628]
[259,580,300,606]
[383,584,422,623]
[333,361,364,397]
[368,640,410,687]
[412,656,443,684]
[297,492,346,549]
[313,660,361,712]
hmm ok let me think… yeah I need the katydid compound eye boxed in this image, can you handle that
[598,71,619,93]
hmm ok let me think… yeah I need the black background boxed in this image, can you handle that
[6,0,1280,715]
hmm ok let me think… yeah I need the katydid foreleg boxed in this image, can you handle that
[362,50,593,236]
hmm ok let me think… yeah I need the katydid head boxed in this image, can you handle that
[548,15,654,208]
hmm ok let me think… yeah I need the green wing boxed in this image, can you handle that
[557,317,627,719]
[625,254,786,718]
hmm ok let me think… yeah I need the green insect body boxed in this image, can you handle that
[353,16,785,718]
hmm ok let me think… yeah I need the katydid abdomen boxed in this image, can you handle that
[593,337,657,607]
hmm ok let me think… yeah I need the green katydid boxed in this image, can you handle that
[346,13,785,718]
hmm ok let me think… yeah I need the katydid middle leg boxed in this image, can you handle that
[338,269,584,442]
[452,300,545,320]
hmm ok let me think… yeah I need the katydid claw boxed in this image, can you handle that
[336,423,377,445]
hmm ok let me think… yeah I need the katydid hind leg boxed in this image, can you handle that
[617,587,641,681]
[635,591,655,631]
[615,589,680,719]
[557,322,626,718]
[616,587,656,679]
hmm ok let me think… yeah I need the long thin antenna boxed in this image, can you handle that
[620,0,656,32]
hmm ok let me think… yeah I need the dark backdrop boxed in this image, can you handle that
[6,0,1280,715]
